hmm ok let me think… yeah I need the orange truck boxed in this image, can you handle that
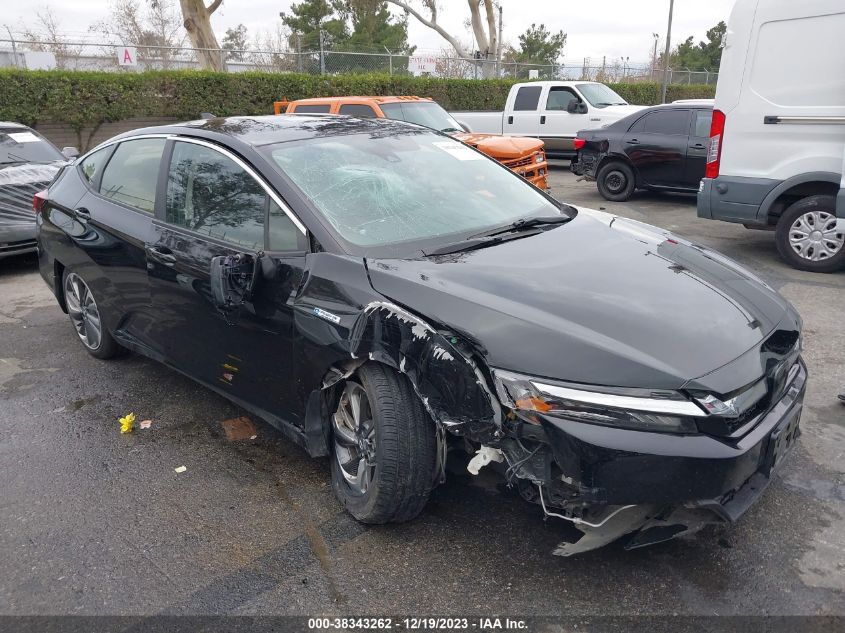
[273,96,549,189]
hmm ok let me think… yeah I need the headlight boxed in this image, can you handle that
[535,153,545,164]
[493,369,703,434]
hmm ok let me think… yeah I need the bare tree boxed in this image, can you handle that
[21,7,84,69]
[386,0,500,77]
[178,0,224,70]
[250,24,297,73]
[91,0,185,69]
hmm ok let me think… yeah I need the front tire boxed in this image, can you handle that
[331,363,437,524]
[62,270,123,359]
[775,195,845,273]
[596,160,636,202]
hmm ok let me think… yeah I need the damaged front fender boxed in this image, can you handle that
[292,253,502,458]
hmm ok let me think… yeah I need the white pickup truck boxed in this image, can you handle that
[452,81,646,158]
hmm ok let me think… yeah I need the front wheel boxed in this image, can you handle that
[331,363,437,524]
[596,161,636,202]
[775,195,845,273]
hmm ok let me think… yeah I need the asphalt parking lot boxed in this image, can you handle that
[1,162,843,618]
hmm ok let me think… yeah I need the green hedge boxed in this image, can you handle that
[0,69,715,132]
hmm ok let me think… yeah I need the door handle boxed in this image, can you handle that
[146,245,177,266]
[74,207,91,222]
[507,115,513,125]
[626,139,640,145]
[689,143,706,149]
[540,115,546,124]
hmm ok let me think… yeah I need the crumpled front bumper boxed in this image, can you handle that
[536,361,806,554]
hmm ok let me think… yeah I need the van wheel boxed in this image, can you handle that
[330,363,437,524]
[596,161,636,202]
[62,270,123,359]
[775,195,845,273]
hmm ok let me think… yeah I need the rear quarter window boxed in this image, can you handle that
[292,104,331,114]
[79,147,111,185]
[338,104,378,118]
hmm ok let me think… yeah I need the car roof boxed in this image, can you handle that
[0,122,31,130]
[109,114,420,148]
[290,95,433,105]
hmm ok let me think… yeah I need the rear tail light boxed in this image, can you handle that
[705,109,725,179]
[573,138,586,150]
[32,189,48,214]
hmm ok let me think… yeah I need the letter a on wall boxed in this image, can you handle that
[118,46,138,66]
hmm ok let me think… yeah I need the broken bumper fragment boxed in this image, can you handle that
[495,360,806,556]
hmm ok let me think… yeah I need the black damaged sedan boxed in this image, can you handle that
[36,115,805,556]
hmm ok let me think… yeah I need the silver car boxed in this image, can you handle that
[0,123,75,260]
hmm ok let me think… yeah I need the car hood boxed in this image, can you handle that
[366,209,792,390]
[452,132,545,159]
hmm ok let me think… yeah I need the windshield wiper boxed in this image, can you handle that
[423,228,549,257]
[469,214,572,239]
[441,127,463,133]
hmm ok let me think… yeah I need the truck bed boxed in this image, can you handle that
[451,111,505,134]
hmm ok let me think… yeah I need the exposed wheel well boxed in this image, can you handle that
[766,181,839,225]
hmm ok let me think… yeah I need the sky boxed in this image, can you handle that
[4,0,736,66]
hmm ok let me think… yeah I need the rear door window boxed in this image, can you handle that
[99,138,166,214]
[338,104,378,118]
[639,110,691,135]
[513,86,542,111]
[165,141,266,250]
[293,104,331,114]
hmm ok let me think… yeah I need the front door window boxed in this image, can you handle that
[166,141,266,250]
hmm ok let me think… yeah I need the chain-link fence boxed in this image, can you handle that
[0,39,719,84]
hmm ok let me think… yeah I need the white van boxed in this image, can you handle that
[697,0,845,272]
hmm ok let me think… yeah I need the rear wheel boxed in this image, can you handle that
[62,270,122,359]
[775,195,845,273]
[596,161,636,202]
[331,363,437,524]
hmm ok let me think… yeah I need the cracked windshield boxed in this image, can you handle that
[267,131,560,248]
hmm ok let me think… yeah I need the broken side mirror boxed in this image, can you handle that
[210,253,259,315]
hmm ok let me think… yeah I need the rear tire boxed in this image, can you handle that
[596,161,636,202]
[331,363,437,524]
[775,195,845,273]
[62,270,123,359]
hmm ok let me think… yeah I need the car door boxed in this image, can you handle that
[59,137,166,351]
[622,109,691,188]
[684,109,713,187]
[504,85,542,137]
[538,86,584,154]
[146,138,309,425]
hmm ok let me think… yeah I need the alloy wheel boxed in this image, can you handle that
[332,381,376,495]
[788,210,844,262]
[64,273,103,350]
